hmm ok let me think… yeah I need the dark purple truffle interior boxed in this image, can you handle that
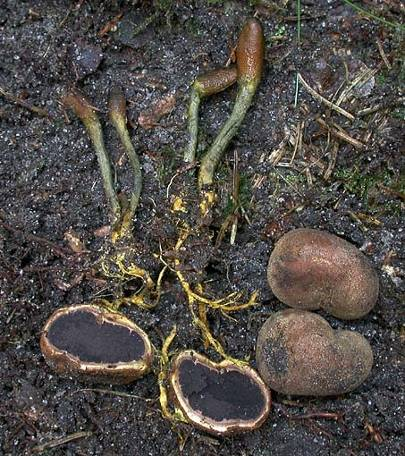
[47,310,145,364]
[178,358,265,422]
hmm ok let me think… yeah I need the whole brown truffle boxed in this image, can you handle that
[267,228,379,319]
[256,309,373,396]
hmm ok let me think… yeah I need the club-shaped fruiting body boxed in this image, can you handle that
[63,92,121,224]
[236,18,265,90]
[194,66,238,98]
[169,350,271,436]
[267,228,379,319]
[108,87,142,241]
[198,18,265,187]
[185,66,238,163]
[40,304,153,384]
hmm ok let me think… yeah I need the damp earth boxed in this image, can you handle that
[0,1,404,455]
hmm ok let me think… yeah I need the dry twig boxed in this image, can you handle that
[33,431,92,453]
[297,73,355,121]
[0,86,50,117]
[316,118,364,149]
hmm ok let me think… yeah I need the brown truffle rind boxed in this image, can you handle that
[256,309,373,396]
[267,228,379,319]
[40,304,153,384]
[169,350,271,436]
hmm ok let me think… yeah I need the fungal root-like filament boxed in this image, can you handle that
[170,227,257,362]
[101,253,165,311]
[158,326,188,423]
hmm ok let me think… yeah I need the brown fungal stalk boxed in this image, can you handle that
[40,304,153,384]
[108,86,142,241]
[169,350,271,436]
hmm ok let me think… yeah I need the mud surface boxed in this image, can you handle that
[0,1,404,455]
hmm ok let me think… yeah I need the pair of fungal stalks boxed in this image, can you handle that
[185,15,264,188]
[166,17,265,359]
[64,88,141,242]
[41,18,272,436]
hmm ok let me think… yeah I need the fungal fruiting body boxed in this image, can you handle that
[185,66,238,164]
[108,86,142,241]
[62,92,121,224]
[198,18,264,187]
[256,309,373,396]
[169,350,271,436]
[267,228,379,319]
[64,89,143,242]
[40,304,153,384]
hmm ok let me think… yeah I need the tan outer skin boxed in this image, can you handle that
[40,304,153,384]
[236,18,265,88]
[169,350,271,436]
[256,309,374,396]
[194,66,238,97]
[267,228,379,319]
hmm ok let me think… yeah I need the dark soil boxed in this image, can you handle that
[0,1,404,455]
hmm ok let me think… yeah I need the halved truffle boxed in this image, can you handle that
[40,304,153,384]
[169,350,271,436]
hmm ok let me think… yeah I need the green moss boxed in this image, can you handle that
[382,200,402,217]
[336,166,382,198]
[222,174,252,219]
[392,106,405,121]
[376,73,387,85]
[284,172,306,187]
[334,165,403,210]
[153,0,173,10]
[185,17,203,37]
[273,24,287,38]
[157,146,176,185]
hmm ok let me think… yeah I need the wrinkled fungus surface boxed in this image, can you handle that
[178,358,264,421]
[267,228,379,319]
[256,309,373,396]
[47,310,145,364]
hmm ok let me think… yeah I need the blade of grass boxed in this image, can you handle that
[294,0,301,107]
[342,0,405,30]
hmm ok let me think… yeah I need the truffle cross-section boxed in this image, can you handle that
[40,304,153,384]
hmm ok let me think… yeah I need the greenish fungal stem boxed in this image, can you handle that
[63,93,121,224]
[198,83,255,187]
[86,118,121,222]
[109,89,142,239]
[184,66,238,164]
[184,88,201,164]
